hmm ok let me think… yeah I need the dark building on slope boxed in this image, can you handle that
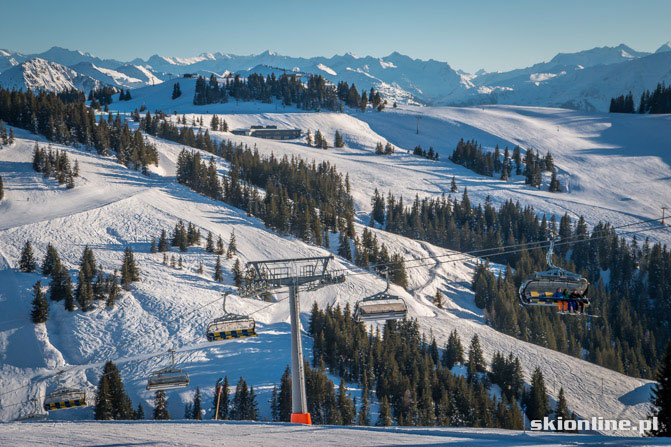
[231,125,301,140]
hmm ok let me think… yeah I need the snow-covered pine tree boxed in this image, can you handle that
[216,235,225,255]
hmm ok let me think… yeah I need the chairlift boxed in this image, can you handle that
[354,272,408,321]
[206,292,257,341]
[43,373,87,411]
[146,350,190,391]
[518,238,590,312]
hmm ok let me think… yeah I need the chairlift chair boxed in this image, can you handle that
[354,272,408,322]
[146,350,190,391]
[518,238,590,310]
[206,292,257,341]
[17,398,49,420]
[43,374,87,411]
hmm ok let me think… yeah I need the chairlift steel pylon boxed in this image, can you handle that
[43,372,87,411]
[518,238,590,313]
[354,271,408,321]
[206,292,257,341]
[146,350,190,391]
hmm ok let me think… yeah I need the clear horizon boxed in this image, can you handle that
[1,0,670,73]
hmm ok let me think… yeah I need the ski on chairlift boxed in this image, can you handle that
[146,349,190,391]
[354,271,408,321]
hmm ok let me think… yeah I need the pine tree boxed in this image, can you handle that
[42,243,61,276]
[433,289,444,309]
[232,258,243,287]
[19,241,37,273]
[206,231,214,252]
[377,395,392,426]
[226,230,237,259]
[134,402,144,420]
[214,255,223,282]
[0,176,4,201]
[150,237,157,253]
[153,390,170,420]
[30,281,48,324]
[467,334,486,378]
[216,235,225,255]
[172,82,182,100]
[337,379,356,425]
[277,366,292,422]
[358,384,371,426]
[158,229,168,252]
[525,367,549,422]
[192,386,202,420]
[184,403,193,419]
[649,340,671,436]
[555,387,573,431]
[450,176,458,193]
[94,375,114,420]
[120,247,140,290]
[334,131,344,148]
[306,130,312,146]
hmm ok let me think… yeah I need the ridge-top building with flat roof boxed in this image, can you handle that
[231,125,302,140]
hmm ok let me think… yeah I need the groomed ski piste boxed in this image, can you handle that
[1,92,670,444]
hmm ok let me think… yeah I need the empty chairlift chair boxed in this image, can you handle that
[518,238,590,310]
[355,272,408,322]
[146,350,190,391]
[206,293,257,341]
[43,379,87,411]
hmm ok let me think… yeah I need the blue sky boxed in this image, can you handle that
[1,0,669,72]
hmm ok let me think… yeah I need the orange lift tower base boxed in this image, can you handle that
[291,413,312,425]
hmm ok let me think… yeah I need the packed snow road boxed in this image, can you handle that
[1,420,669,447]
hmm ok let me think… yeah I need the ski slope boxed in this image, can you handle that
[1,421,670,447]
[0,103,667,436]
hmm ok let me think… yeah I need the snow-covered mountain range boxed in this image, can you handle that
[0,42,669,110]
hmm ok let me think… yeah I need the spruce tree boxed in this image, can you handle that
[30,281,48,324]
[94,375,114,420]
[19,241,37,273]
[232,258,243,287]
[450,176,458,193]
[216,235,225,255]
[377,396,392,426]
[433,290,444,309]
[150,237,157,254]
[0,176,3,201]
[334,131,344,148]
[467,334,486,378]
[134,402,144,420]
[106,270,120,308]
[120,247,139,289]
[214,256,223,282]
[555,387,573,431]
[337,379,355,425]
[226,230,237,259]
[277,366,292,422]
[158,229,168,252]
[525,367,549,422]
[153,390,170,420]
[42,243,61,276]
[206,231,214,252]
[649,340,671,436]
[192,386,202,420]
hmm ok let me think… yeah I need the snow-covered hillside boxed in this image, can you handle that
[0,58,101,93]
[1,102,666,435]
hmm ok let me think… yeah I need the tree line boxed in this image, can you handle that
[368,187,670,378]
[610,83,671,114]
[0,87,158,172]
[191,73,384,112]
[20,241,139,323]
[32,141,79,189]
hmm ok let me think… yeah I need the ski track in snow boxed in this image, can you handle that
[0,105,668,437]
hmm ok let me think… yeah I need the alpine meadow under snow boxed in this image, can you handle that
[0,35,670,446]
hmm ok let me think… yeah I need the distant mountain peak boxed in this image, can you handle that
[656,41,671,53]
